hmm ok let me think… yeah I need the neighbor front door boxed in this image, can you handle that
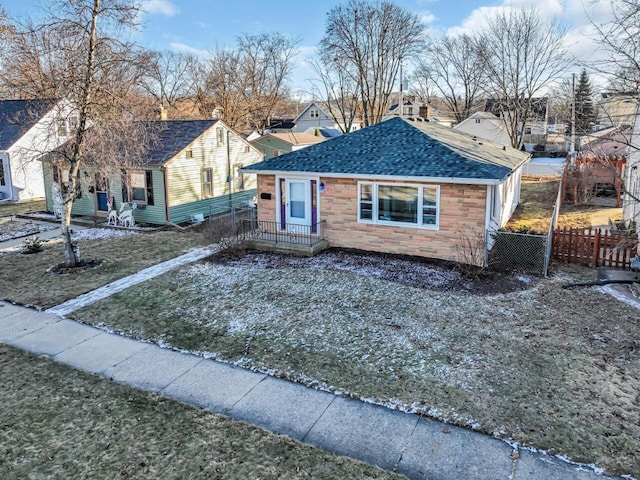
[95,172,109,215]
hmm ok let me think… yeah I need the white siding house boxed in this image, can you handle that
[0,99,74,201]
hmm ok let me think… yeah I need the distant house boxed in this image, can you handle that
[596,93,638,130]
[292,102,361,134]
[43,120,262,225]
[623,106,640,233]
[243,117,530,265]
[387,100,428,119]
[251,132,326,160]
[0,99,74,201]
[453,112,511,147]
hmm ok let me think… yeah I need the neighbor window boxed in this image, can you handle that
[0,161,5,186]
[57,119,68,137]
[56,116,78,137]
[130,171,147,202]
[216,127,225,145]
[186,149,193,159]
[122,170,153,205]
[202,168,213,198]
[358,182,439,228]
[309,108,319,118]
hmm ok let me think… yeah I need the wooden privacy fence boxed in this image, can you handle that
[552,227,639,268]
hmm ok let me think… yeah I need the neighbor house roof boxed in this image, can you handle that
[0,99,59,150]
[253,132,325,147]
[144,120,218,165]
[243,117,530,183]
[42,119,222,166]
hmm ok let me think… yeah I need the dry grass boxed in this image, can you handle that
[0,230,209,308]
[506,177,623,233]
[0,199,46,217]
[71,255,640,477]
[0,344,402,480]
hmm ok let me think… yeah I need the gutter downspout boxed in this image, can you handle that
[162,166,170,224]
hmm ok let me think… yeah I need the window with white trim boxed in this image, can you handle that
[358,182,439,228]
[0,160,5,186]
[309,108,319,118]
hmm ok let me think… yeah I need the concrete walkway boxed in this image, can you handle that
[0,301,619,480]
[0,218,88,250]
[46,246,216,316]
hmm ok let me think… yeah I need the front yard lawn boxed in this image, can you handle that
[70,249,640,478]
[0,199,46,217]
[0,229,209,309]
[0,344,402,479]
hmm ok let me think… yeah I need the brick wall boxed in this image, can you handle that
[255,174,489,265]
[257,175,276,222]
[320,177,487,264]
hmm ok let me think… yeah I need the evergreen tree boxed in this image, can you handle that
[575,69,595,134]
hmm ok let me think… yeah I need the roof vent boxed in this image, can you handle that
[472,136,477,141]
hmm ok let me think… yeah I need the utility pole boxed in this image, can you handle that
[570,73,576,163]
[399,62,404,119]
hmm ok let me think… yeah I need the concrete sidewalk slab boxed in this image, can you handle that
[9,318,100,356]
[515,450,605,480]
[0,302,28,318]
[230,375,335,440]
[303,396,419,471]
[397,417,514,480]
[161,359,265,413]
[54,332,149,373]
[0,309,58,342]
[105,345,202,392]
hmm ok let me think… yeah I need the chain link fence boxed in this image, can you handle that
[487,230,548,275]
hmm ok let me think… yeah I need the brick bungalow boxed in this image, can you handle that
[242,117,530,265]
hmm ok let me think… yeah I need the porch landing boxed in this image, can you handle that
[243,239,329,256]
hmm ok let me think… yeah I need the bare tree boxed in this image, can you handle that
[415,34,485,124]
[139,50,194,114]
[0,0,151,267]
[319,0,425,126]
[590,0,640,93]
[189,33,298,133]
[309,52,360,133]
[478,8,568,149]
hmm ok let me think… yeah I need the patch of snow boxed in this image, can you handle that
[600,285,640,311]
[72,228,141,242]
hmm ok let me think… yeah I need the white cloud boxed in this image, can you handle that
[141,0,179,17]
[418,11,436,25]
[169,42,209,58]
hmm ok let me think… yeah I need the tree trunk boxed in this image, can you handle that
[61,199,78,267]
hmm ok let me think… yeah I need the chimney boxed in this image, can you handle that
[158,104,168,121]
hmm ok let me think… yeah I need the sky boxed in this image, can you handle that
[0,0,615,94]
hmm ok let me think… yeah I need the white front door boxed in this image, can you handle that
[285,179,310,227]
[0,154,10,199]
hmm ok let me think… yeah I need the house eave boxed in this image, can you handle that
[240,169,507,185]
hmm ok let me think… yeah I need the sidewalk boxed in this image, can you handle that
[0,301,617,480]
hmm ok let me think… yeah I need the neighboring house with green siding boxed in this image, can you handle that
[250,132,326,160]
[43,119,263,225]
